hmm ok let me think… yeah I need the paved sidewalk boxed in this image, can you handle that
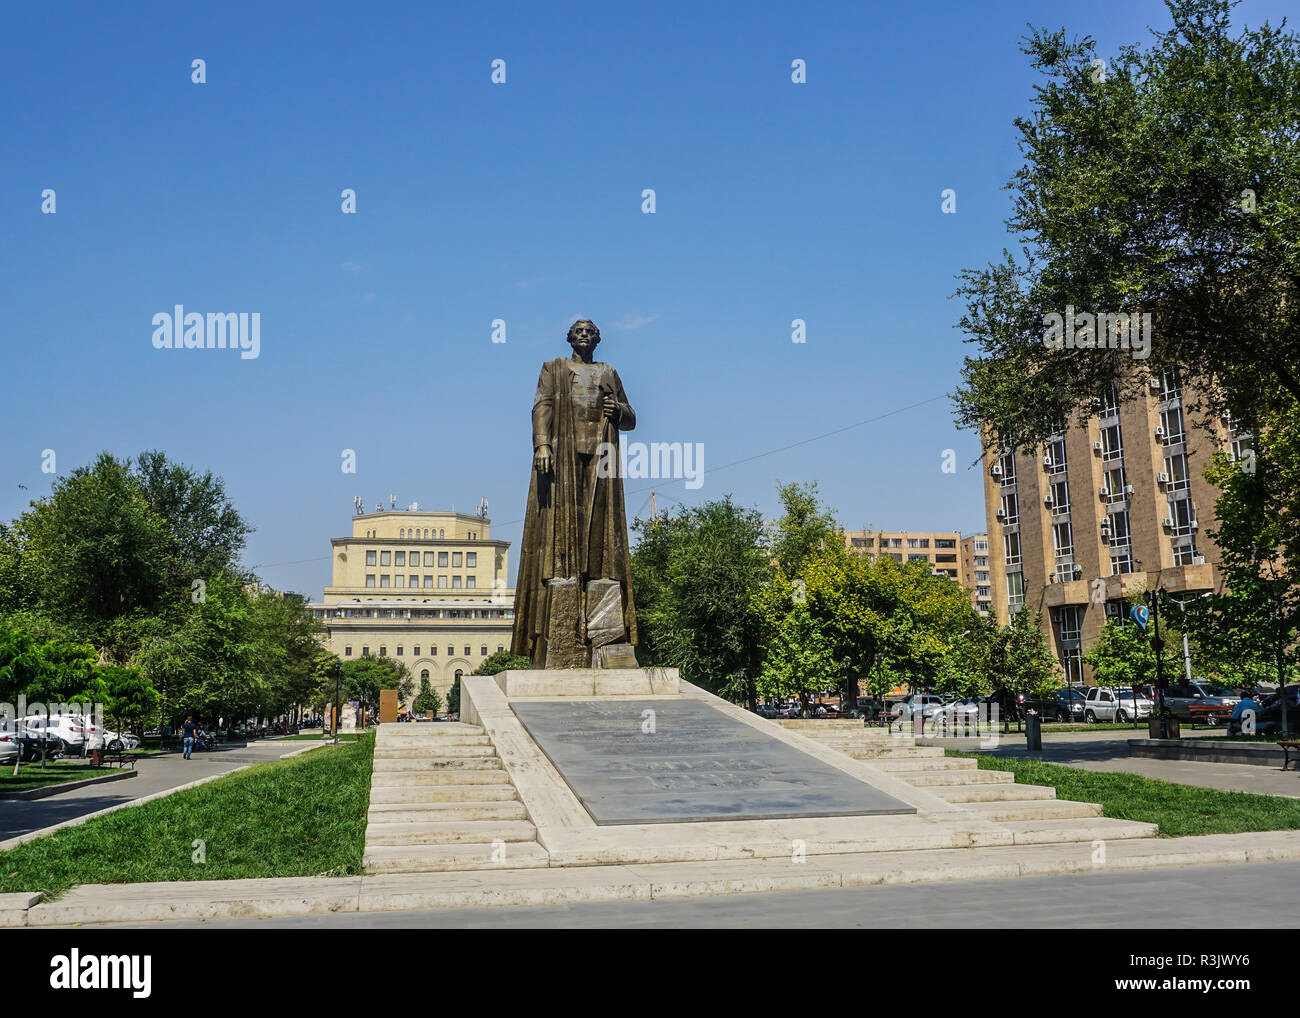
[15,828,1300,926]
[0,740,315,843]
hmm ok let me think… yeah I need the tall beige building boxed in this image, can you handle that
[981,368,1240,683]
[960,534,993,617]
[307,510,515,701]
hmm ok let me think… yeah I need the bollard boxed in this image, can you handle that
[1025,711,1042,751]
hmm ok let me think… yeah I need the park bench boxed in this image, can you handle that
[99,747,137,770]
[1280,741,1299,771]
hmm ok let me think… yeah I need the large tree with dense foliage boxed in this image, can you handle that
[630,495,771,701]
[953,0,1300,453]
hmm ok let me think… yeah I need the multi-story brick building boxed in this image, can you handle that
[981,368,1243,683]
[960,534,993,617]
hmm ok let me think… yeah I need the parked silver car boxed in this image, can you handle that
[1084,686,1154,722]
[1164,682,1240,724]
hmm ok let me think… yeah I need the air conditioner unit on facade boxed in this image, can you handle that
[995,509,1006,519]
[1042,456,1053,467]
[1157,472,1169,483]
[991,463,1003,476]
[1092,441,1103,451]
[1148,378,1161,389]
[1098,487,1110,497]
[1073,564,1084,577]
[1162,517,1172,528]
[1124,484,1134,495]
[1190,520,1199,530]
[1192,554,1206,565]
[1154,426,1165,437]
[1043,495,1053,506]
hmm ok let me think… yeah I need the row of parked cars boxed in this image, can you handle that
[0,714,141,764]
[883,680,1250,725]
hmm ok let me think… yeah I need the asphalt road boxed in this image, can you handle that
[87,860,1300,928]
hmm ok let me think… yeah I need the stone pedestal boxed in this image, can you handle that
[544,577,587,669]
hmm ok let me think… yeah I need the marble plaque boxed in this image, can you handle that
[510,698,914,824]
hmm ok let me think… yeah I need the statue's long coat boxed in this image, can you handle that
[511,357,639,665]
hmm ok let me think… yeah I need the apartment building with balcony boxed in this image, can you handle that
[844,530,964,579]
[982,368,1241,683]
[960,534,993,617]
[306,509,515,700]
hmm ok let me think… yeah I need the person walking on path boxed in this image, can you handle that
[182,717,197,760]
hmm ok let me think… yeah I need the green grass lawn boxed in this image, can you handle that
[0,763,110,792]
[280,732,363,742]
[950,751,1300,837]
[0,733,374,899]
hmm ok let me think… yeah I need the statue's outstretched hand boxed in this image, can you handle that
[534,446,553,474]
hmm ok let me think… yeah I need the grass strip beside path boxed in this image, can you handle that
[0,764,108,792]
[0,733,374,899]
[950,751,1300,837]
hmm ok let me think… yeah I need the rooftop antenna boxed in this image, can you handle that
[649,491,659,527]
[408,501,419,511]
[389,493,396,510]
[477,497,489,518]
[353,496,364,515]
[374,503,383,513]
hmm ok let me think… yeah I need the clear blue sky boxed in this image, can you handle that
[1,0,1289,598]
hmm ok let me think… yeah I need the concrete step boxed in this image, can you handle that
[997,816,1159,844]
[365,819,538,847]
[839,746,945,760]
[367,801,529,822]
[868,757,978,773]
[373,757,499,772]
[369,769,510,786]
[776,719,865,730]
[921,782,1057,803]
[369,784,518,804]
[373,744,498,758]
[364,841,550,874]
[372,769,509,788]
[372,753,503,768]
[377,722,483,735]
[964,798,1102,822]
[889,768,1014,787]
[376,734,492,747]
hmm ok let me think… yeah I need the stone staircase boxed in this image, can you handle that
[776,719,1158,844]
[363,722,549,874]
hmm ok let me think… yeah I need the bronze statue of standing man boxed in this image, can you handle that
[511,320,640,668]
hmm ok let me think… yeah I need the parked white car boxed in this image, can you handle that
[895,694,948,722]
[1083,686,1154,722]
[102,730,140,751]
[0,724,20,765]
[21,714,100,753]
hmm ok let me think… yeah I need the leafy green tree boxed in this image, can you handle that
[631,495,771,702]
[953,0,1300,454]
[473,651,530,676]
[83,665,159,738]
[445,673,461,716]
[967,610,1058,726]
[754,601,839,715]
[339,655,411,713]
[770,481,838,579]
[1083,620,1179,720]
[413,677,442,718]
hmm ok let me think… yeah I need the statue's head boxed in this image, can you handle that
[567,319,601,355]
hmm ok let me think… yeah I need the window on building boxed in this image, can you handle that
[1160,406,1185,445]
[497,646,504,653]
[409,574,418,587]
[395,551,405,567]
[452,576,462,588]
[362,646,370,656]
[380,551,391,566]
[466,576,476,589]
[907,538,920,548]
[365,574,375,588]
[467,552,477,567]
[437,576,447,588]
[1110,551,1134,575]
[1101,423,1123,461]
[452,552,463,568]
[1168,495,1195,535]
[379,646,387,657]
[1107,509,1131,547]
[396,646,404,656]
[438,552,448,567]
[421,669,429,681]
[345,646,352,656]
[1164,451,1190,491]
[366,550,376,566]
[908,553,928,562]
[480,646,487,656]
[431,646,438,655]
[423,576,433,588]
[1004,531,1021,568]
[1000,492,1019,526]
[935,539,955,549]
[413,646,420,655]
[424,551,435,566]
[395,575,406,588]
[1050,478,1070,515]
[1006,571,1024,606]
[1159,367,1182,401]
[998,448,1017,486]
[1104,465,1127,505]
[1045,436,1067,473]
[1100,384,1121,417]
[380,575,390,588]
[935,554,957,564]
[1052,521,1074,560]
[1172,539,1199,566]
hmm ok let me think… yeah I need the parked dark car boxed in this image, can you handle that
[1252,685,1300,735]
[1021,687,1088,722]
[1164,682,1239,725]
